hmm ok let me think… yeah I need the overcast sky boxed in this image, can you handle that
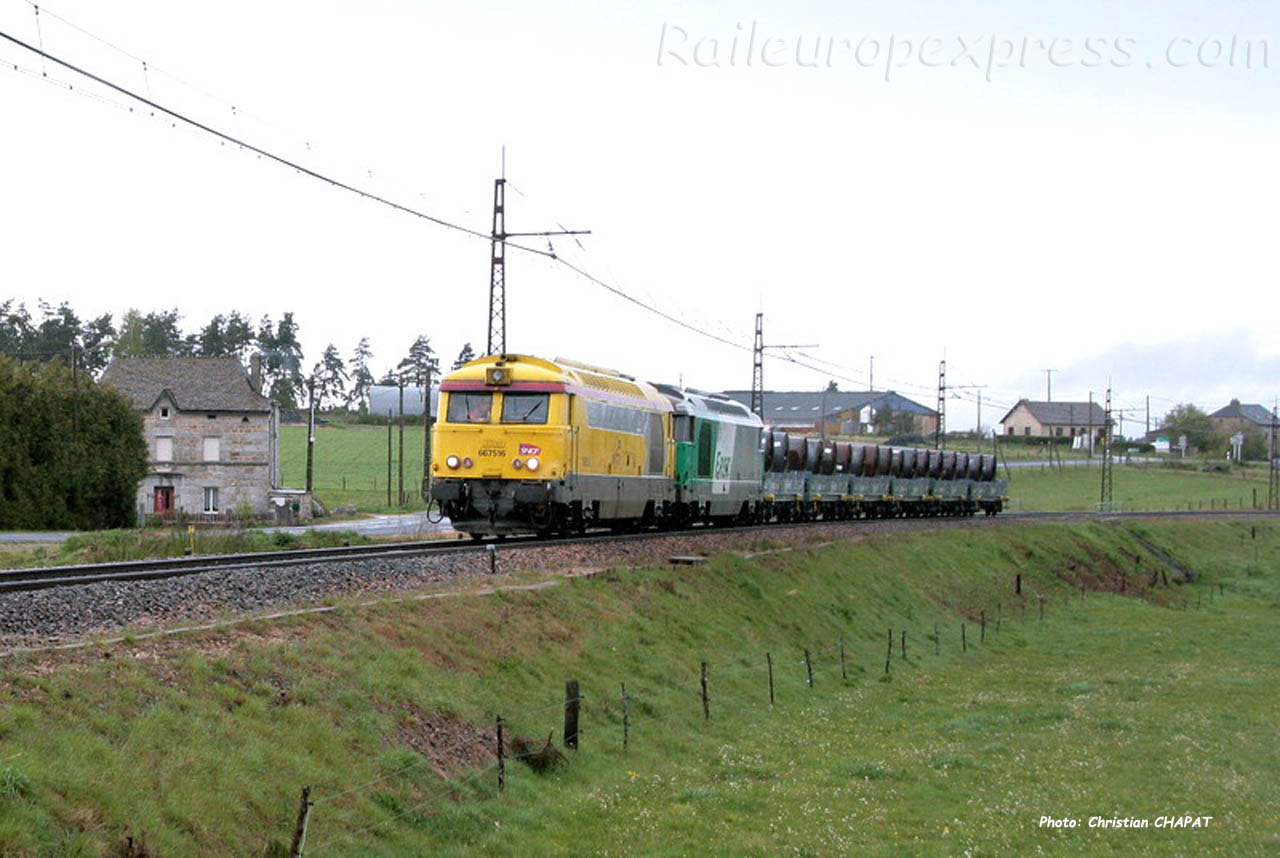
[2,0,1276,435]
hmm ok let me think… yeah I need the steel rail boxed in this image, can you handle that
[2,509,1274,594]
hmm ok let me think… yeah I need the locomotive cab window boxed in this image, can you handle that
[501,393,549,425]
[672,414,694,443]
[446,392,493,423]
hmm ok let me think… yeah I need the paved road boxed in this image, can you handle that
[265,511,457,538]
[0,512,457,544]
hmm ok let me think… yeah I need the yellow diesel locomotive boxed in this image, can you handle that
[430,354,675,535]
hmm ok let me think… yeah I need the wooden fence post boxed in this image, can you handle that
[621,683,629,749]
[487,544,497,575]
[700,661,710,721]
[288,786,312,858]
[980,610,986,643]
[804,649,814,688]
[900,630,907,662]
[767,652,775,705]
[996,603,1002,633]
[564,680,580,750]
[840,638,847,680]
[961,623,967,653]
[496,716,505,792]
[884,628,892,673]
[934,622,940,656]
[1016,573,1022,595]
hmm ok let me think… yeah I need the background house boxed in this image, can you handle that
[1210,399,1277,445]
[999,399,1109,441]
[101,356,281,521]
[720,390,938,436]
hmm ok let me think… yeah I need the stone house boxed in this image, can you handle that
[1209,399,1277,446]
[999,399,1109,441]
[100,356,280,521]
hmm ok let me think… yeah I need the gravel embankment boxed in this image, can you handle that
[0,516,1023,650]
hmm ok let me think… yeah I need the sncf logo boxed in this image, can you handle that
[518,444,542,456]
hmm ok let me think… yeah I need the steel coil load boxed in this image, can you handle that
[786,435,807,471]
[818,441,837,475]
[954,452,970,480]
[901,448,918,477]
[925,449,943,477]
[967,453,983,480]
[981,453,997,481]
[875,445,893,476]
[834,441,853,473]
[848,443,866,476]
[941,450,957,479]
[888,447,903,477]
[806,439,823,474]
[860,444,878,476]
[770,431,789,472]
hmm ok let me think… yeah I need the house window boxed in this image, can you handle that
[1055,427,1063,437]
[203,437,221,461]
[159,406,170,419]
[156,437,173,462]
[1023,427,1031,436]
[207,414,217,420]
[203,487,220,513]
[1006,427,1014,435]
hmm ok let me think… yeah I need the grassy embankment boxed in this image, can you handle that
[0,519,1276,856]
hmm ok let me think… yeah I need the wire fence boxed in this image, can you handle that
[274,568,1234,856]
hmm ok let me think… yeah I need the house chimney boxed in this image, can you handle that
[250,353,263,394]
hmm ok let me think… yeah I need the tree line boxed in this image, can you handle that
[0,357,146,530]
[0,300,479,411]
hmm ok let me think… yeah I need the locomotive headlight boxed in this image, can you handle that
[526,457,540,471]
[512,458,524,469]
[462,457,474,469]
[446,455,460,469]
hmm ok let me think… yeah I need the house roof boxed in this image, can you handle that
[720,390,936,420]
[998,399,1108,427]
[1210,400,1275,426]
[100,357,271,413]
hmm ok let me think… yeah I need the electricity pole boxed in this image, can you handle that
[936,359,946,449]
[1270,405,1278,511]
[869,355,874,392]
[421,365,432,500]
[748,313,816,420]
[486,166,590,356]
[1100,385,1114,508]
[1043,368,1056,402]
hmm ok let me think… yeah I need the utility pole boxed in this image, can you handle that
[1269,405,1278,511]
[1087,390,1094,458]
[305,378,316,494]
[485,161,590,356]
[869,355,874,392]
[397,382,405,506]
[1043,368,1056,402]
[1100,385,1114,507]
[748,313,817,420]
[1145,395,1150,436]
[421,366,432,500]
[936,359,946,450]
[976,391,982,454]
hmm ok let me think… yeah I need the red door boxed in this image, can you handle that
[154,486,174,516]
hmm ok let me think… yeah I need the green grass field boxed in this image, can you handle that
[1006,462,1271,512]
[281,423,1272,516]
[0,518,1276,855]
[280,423,430,513]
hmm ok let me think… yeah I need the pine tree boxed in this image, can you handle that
[347,337,375,411]
[452,342,476,370]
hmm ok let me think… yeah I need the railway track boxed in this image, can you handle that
[3,509,1275,596]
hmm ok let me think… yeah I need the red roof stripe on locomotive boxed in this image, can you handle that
[440,382,568,393]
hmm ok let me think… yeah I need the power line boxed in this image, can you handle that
[0,28,555,259]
